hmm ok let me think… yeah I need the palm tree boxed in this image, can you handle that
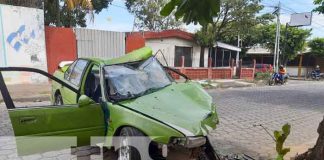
[65,0,92,10]
[45,0,93,27]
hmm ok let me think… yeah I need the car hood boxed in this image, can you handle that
[119,82,219,136]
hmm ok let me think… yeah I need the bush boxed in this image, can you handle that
[255,72,271,80]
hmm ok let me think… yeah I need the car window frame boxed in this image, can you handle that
[68,59,89,88]
[64,60,77,81]
[81,63,102,103]
[0,67,80,109]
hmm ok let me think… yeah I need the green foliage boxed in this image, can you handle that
[125,0,182,31]
[255,72,271,81]
[44,0,112,27]
[308,38,324,57]
[314,0,324,14]
[256,24,311,64]
[160,0,220,26]
[215,0,273,40]
[194,0,275,55]
[274,123,291,160]
[195,24,217,47]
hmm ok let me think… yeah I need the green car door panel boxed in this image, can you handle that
[9,103,105,146]
[52,71,78,105]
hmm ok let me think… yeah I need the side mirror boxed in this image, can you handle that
[78,95,95,107]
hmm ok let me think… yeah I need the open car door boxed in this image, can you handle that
[0,67,105,155]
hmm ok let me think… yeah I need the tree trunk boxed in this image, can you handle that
[295,116,324,160]
[55,0,62,27]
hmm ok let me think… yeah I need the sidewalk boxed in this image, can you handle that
[0,84,51,103]
[198,79,257,89]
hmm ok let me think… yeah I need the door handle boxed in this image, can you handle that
[20,117,37,124]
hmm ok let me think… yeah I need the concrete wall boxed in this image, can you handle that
[0,4,47,84]
[145,38,207,67]
[287,66,312,77]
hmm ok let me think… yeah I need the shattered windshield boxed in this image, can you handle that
[104,57,172,101]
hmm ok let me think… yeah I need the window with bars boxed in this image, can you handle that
[174,46,193,67]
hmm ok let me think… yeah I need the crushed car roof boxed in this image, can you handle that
[85,47,153,65]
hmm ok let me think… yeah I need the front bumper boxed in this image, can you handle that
[170,136,206,148]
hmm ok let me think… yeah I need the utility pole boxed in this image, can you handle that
[237,34,240,67]
[273,2,281,72]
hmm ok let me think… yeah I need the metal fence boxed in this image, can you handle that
[75,28,125,59]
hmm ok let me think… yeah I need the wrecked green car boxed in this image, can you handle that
[0,47,219,159]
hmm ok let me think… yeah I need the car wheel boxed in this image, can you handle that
[54,92,63,106]
[117,127,146,160]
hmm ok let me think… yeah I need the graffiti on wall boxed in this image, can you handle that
[0,4,47,84]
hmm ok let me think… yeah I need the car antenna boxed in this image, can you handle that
[154,49,169,67]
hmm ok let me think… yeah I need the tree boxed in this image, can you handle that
[125,0,182,31]
[45,0,112,27]
[194,0,275,57]
[295,116,324,160]
[308,38,324,57]
[250,24,311,65]
[314,0,324,13]
[214,0,265,40]
[195,24,217,67]
[160,0,220,27]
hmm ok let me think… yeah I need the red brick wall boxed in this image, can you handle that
[168,67,233,80]
[183,68,209,80]
[212,68,232,79]
[240,68,254,80]
[125,33,145,53]
[45,26,77,75]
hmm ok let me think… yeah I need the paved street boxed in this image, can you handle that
[208,80,324,159]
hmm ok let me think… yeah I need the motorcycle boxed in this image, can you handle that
[268,72,288,85]
[307,70,324,80]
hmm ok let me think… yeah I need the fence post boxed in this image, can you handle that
[231,58,235,78]
[239,59,243,79]
[208,57,212,68]
[208,58,212,80]
[180,56,186,75]
[252,59,256,80]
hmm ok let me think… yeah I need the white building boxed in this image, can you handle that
[135,30,241,68]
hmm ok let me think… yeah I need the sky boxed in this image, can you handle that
[86,0,324,39]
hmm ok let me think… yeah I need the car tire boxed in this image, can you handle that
[54,92,63,106]
[117,127,147,160]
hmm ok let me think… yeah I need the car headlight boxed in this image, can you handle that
[171,137,206,148]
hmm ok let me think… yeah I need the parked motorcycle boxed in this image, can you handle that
[306,70,324,80]
[268,72,288,85]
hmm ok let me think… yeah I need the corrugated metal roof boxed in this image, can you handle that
[75,28,125,59]
[215,41,241,52]
[246,45,272,55]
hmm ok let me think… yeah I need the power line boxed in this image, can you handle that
[110,3,127,10]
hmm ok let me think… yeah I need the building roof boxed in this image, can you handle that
[142,29,194,41]
[246,45,272,55]
[215,42,241,52]
[130,29,241,52]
